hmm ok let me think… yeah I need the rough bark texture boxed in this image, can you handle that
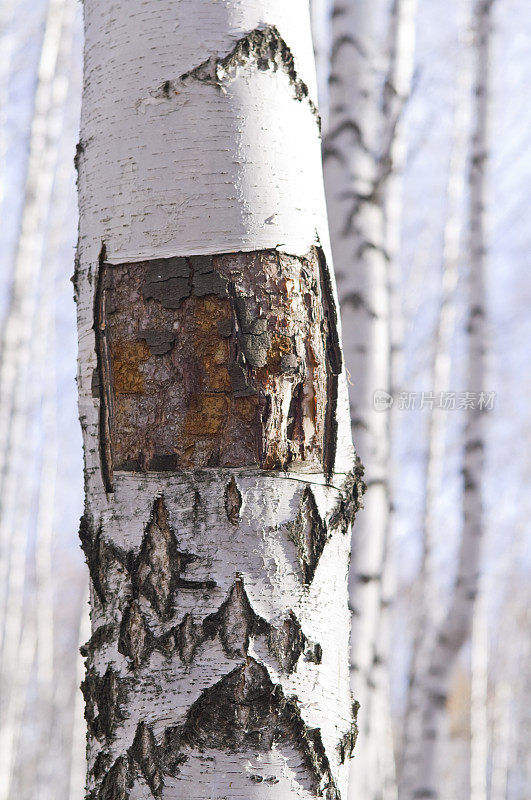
[77,2,360,799]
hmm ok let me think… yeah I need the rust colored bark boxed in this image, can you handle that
[95,248,339,475]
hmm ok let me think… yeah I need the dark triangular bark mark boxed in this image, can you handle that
[81,665,128,742]
[290,486,328,584]
[132,495,216,619]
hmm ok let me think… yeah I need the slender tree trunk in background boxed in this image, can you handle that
[324,1,417,797]
[76,3,361,799]
[406,2,493,798]
[399,10,471,790]
[0,1,73,796]
[470,591,488,800]
[324,5,390,798]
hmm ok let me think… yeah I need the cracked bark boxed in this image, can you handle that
[77,2,358,798]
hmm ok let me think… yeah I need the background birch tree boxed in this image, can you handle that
[323,1,417,797]
[75,2,361,799]
[399,2,493,797]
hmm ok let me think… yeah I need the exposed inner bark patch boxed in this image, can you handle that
[289,487,328,584]
[100,248,335,471]
[177,24,320,126]
[224,475,242,525]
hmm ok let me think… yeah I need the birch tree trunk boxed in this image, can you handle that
[324,2,417,798]
[324,6,390,797]
[404,2,493,797]
[399,11,471,790]
[76,3,361,800]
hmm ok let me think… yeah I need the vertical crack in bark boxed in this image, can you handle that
[290,486,328,584]
[317,247,342,479]
[94,243,114,492]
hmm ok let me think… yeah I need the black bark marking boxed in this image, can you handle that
[133,496,215,619]
[178,658,340,798]
[317,247,342,479]
[96,756,130,800]
[94,244,114,492]
[82,666,127,742]
[337,702,359,764]
[129,722,163,798]
[179,24,320,127]
[79,513,126,607]
[328,459,365,534]
[176,612,202,666]
[267,611,308,673]
[112,577,313,672]
[202,578,263,658]
[290,487,328,584]
[80,623,115,657]
[118,600,155,668]
[224,476,242,525]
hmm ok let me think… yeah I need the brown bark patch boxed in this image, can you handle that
[96,248,339,473]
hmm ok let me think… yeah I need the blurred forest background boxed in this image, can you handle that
[0,0,529,799]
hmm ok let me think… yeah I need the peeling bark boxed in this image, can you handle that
[178,24,320,125]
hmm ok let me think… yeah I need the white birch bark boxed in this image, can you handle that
[324,1,417,797]
[404,2,494,797]
[77,3,360,799]
[324,5,390,797]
